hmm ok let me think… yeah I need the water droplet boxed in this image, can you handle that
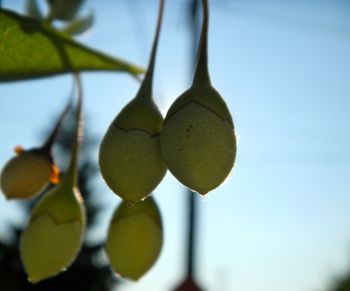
[140,193,151,202]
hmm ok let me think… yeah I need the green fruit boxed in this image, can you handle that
[160,0,237,194]
[99,99,166,203]
[105,197,163,281]
[0,149,55,200]
[99,0,166,203]
[0,98,71,200]
[20,162,85,283]
[20,74,86,283]
[161,85,236,194]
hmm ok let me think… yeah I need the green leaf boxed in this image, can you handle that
[0,8,144,82]
[63,11,94,36]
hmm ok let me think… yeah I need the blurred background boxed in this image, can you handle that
[0,0,350,290]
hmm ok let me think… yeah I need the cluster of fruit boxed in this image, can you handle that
[1,73,86,283]
[0,0,237,284]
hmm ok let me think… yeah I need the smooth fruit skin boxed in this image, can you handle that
[105,197,163,281]
[99,0,165,203]
[160,84,237,194]
[99,99,166,203]
[0,150,52,199]
[20,181,85,283]
[20,215,83,283]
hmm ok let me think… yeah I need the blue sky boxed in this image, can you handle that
[1,0,350,290]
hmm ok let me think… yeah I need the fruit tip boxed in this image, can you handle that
[4,194,13,201]
[197,190,209,196]
[27,275,42,284]
[123,272,142,282]
[3,192,24,201]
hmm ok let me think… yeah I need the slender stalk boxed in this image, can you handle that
[41,97,71,154]
[65,73,83,187]
[136,0,165,100]
[193,0,210,85]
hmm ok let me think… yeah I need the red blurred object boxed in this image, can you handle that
[174,277,203,291]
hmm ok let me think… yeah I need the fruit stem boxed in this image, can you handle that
[42,96,71,155]
[192,0,211,86]
[64,73,83,187]
[135,0,165,101]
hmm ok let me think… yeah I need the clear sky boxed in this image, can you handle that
[0,0,350,291]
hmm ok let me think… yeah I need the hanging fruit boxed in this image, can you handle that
[0,100,70,199]
[105,197,163,281]
[160,0,237,195]
[20,75,86,283]
[99,0,166,203]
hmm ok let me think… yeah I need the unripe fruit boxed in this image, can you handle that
[160,0,237,194]
[99,0,166,203]
[99,99,166,203]
[105,197,163,281]
[20,179,85,283]
[1,100,70,200]
[20,74,85,283]
[0,148,59,200]
[161,85,236,194]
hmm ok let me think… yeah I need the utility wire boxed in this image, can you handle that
[216,2,350,38]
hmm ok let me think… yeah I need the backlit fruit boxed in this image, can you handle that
[20,178,85,283]
[160,0,237,194]
[105,197,163,281]
[160,84,236,194]
[0,99,70,200]
[0,148,59,200]
[20,74,85,283]
[99,0,166,203]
